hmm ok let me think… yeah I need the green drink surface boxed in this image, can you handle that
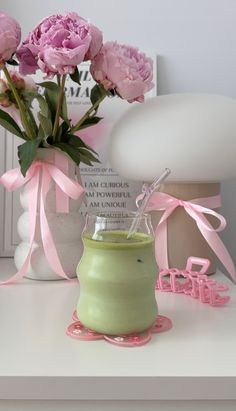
[82,230,154,249]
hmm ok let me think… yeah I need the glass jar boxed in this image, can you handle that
[76,212,158,335]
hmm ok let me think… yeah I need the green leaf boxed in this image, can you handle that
[18,139,41,176]
[37,124,45,140]
[21,90,38,100]
[38,81,59,91]
[62,134,85,146]
[22,131,29,140]
[56,134,99,165]
[0,108,25,139]
[44,89,57,117]
[35,94,49,117]
[75,116,103,131]
[40,84,69,125]
[90,84,107,107]
[26,109,38,136]
[38,112,52,138]
[58,121,70,138]
[78,147,100,163]
[79,153,93,166]
[69,67,81,85]
[62,134,96,153]
[53,142,81,165]
[38,82,60,123]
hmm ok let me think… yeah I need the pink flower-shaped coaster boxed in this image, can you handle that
[67,311,172,347]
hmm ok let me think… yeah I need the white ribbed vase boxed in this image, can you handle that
[14,148,85,280]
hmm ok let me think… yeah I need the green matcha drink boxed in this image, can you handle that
[76,220,158,335]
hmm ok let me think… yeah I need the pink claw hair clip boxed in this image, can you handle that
[157,256,230,307]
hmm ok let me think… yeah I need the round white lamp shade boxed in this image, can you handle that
[108,93,236,182]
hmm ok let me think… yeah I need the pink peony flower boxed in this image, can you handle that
[84,21,103,61]
[17,12,103,77]
[0,12,21,64]
[90,42,154,103]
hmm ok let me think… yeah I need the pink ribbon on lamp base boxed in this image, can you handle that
[137,191,236,283]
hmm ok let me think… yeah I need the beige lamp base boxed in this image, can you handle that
[150,182,220,275]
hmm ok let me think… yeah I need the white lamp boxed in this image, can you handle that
[108,93,236,276]
[108,93,236,182]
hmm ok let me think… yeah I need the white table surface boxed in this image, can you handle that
[0,258,236,402]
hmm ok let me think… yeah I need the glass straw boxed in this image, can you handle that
[127,168,171,239]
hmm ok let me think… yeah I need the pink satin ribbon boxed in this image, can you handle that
[137,192,236,282]
[0,153,84,285]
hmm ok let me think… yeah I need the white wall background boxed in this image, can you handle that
[0,0,236,266]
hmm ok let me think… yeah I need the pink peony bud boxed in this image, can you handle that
[0,12,21,64]
[23,74,37,93]
[0,70,37,108]
[0,79,11,107]
[0,78,8,93]
[0,96,12,107]
[0,97,12,107]
[10,71,25,90]
[90,42,154,103]
[1,69,37,92]
[17,12,103,77]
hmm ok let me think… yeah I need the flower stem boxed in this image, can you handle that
[56,74,61,87]
[27,107,38,135]
[52,74,66,142]
[70,90,107,134]
[3,66,35,140]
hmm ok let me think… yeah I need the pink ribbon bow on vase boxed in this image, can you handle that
[0,154,84,285]
[137,191,236,283]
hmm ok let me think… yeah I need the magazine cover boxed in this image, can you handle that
[66,55,157,214]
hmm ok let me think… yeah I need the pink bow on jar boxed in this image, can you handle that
[0,153,84,285]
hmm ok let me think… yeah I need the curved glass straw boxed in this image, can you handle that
[127,168,171,239]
